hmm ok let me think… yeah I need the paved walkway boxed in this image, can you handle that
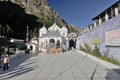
[0,50,120,80]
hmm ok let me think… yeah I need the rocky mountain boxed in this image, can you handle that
[0,0,81,39]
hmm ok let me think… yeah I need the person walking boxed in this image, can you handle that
[3,55,9,71]
[1,49,9,71]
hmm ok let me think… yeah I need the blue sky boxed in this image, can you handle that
[47,0,118,29]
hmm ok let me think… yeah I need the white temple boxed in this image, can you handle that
[39,23,68,53]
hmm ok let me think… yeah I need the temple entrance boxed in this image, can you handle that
[49,39,56,53]
[49,39,55,43]
[69,39,76,50]
[49,39,55,48]
[56,40,60,48]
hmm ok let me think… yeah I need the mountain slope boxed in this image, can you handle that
[0,0,81,39]
[11,0,70,28]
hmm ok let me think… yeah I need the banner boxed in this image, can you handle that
[105,29,120,46]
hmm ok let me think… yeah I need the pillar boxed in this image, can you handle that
[98,16,102,25]
[87,27,89,31]
[105,12,108,21]
[85,28,87,32]
[90,24,93,30]
[115,7,118,16]
[94,22,97,27]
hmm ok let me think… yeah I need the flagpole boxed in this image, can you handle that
[26,26,29,42]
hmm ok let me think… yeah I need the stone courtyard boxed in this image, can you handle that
[0,50,120,80]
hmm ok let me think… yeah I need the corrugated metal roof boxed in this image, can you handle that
[0,38,15,47]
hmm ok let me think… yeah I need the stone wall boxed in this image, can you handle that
[76,14,120,61]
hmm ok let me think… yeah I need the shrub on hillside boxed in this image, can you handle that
[80,45,86,52]
[91,46,101,57]
[79,43,91,53]
[84,43,91,53]
[79,44,120,66]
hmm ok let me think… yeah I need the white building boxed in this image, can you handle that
[39,23,68,53]
[26,37,38,52]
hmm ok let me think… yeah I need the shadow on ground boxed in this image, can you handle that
[0,52,39,80]
[105,68,120,80]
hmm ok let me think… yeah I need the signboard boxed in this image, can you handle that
[105,29,120,46]
[92,38,100,44]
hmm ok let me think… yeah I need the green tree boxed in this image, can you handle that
[6,25,13,37]
[0,24,13,39]
[33,28,39,38]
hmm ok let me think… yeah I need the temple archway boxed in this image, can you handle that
[49,39,55,43]
[49,39,55,49]
[56,40,60,48]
